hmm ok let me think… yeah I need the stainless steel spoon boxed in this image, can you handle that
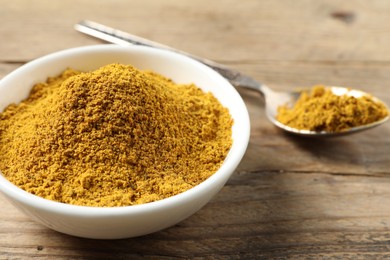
[74,20,389,137]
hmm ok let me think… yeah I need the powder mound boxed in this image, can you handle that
[276,85,389,132]
[0,63,233,207]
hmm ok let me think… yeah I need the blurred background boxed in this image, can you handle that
[2,0,390,98]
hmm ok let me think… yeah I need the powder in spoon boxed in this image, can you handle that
[0,63,233,207]
[276,85,389,132]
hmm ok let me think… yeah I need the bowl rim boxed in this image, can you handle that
[0,44,250,216]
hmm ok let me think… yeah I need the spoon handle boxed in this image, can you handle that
[74,20,267,93]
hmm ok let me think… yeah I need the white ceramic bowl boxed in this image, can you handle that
[0,45,250,239]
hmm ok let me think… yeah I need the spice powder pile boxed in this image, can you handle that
[0,64,233,207]
[277,85,389,132]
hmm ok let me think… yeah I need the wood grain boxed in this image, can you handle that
[1,0,390,258]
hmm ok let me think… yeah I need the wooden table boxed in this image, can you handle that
[1,0,390,258]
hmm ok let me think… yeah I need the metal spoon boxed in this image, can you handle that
[74,20,389,137]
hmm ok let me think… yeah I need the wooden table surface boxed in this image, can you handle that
[1,0,390,258]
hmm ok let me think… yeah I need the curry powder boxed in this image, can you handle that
[277,85,389,132]
[0,64,233,207]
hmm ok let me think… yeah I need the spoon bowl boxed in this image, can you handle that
[75,20,390,137]
[262,86,389,137]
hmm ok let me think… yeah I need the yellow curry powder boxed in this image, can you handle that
[277,85,389,132]
[0,64,233,207]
